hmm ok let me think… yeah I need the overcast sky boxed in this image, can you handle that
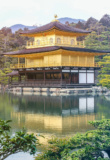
[0,0,110,28]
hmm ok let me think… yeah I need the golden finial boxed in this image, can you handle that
[54,14,58,19]
[52,14,59,22]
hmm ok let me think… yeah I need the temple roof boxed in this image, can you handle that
[20,21,91,35]
[7,71,19,76]
[4,46,110,55]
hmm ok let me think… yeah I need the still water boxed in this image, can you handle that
[0,92,110,159]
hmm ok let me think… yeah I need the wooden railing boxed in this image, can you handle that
[26,40,85,49]
[9,80,66,88]
[10,62,100,69]
[10,63,25,69]
[9,80,94,88]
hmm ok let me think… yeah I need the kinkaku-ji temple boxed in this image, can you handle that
[4,16,110,88]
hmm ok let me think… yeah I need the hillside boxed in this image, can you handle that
[10,17,85,33]
[10,24,37,33]
[0,14,110,53]
[58,17,85,24]
[0,14,110,85]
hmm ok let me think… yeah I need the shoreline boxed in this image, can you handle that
[3,86,110,96]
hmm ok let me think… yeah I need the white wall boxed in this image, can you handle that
[79,73,86,83]
[79,71,94,84]
[87,73,94,83]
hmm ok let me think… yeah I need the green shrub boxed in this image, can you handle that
[0,119,39,160]
[36,119,110,160]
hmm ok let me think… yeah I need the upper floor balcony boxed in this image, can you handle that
[26,39,85,49]
[10,62,100,69]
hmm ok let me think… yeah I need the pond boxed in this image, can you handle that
[0,92,110,159]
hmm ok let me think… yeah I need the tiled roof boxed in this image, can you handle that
[4,46,110,55]
[7,71,19,76]
[20,21,91,34]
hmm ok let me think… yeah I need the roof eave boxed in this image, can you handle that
[3,46,110,56]
[20,27,91,36]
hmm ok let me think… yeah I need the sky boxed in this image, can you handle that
[0,0,110,28]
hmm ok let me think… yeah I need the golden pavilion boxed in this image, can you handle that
[4,17,109,88]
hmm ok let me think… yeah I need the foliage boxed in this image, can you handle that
[84,23,110,88]
[0,60,12,85]
[36,119,110,160]
[98,55,110,88]
[85,30,110,51]
[0,119,39,160]
[0,27,32,85]
[1,15,110,85]
[0,27,31,53]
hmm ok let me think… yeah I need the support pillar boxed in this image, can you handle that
[69,72,71,84]
[8,76,10,84]
[25,57,26,68]
[44,71,45,84]
[11,76,12,83]
[18,75,21,82]
[61,70,62,86]
[18,58,20,68]
[25,72,27,81]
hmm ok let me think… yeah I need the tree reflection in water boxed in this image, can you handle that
[0,93,110,137]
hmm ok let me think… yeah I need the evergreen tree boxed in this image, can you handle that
[98,55,110,88]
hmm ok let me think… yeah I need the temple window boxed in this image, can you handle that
[18,58,25,63]
[36,40,40,46]
[57,38,61,44]
[28,41,30,46]
[50,38,53,44]
[46,73,61,79]
[31,41,33,45]
[27,73,35,80]
[71,39,75,46]
[36,73,44,79]
[62,73,69,79]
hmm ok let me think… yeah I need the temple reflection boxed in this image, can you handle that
[9,94,97,135]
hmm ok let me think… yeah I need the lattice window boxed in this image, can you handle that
[57,38,61,44]
[50,38,53,44]
[71,39,75,46]
[36,40,40,45]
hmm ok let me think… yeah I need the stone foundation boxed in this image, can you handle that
[7,86,109,95]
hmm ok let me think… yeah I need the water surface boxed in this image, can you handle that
[0,92,110,159]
